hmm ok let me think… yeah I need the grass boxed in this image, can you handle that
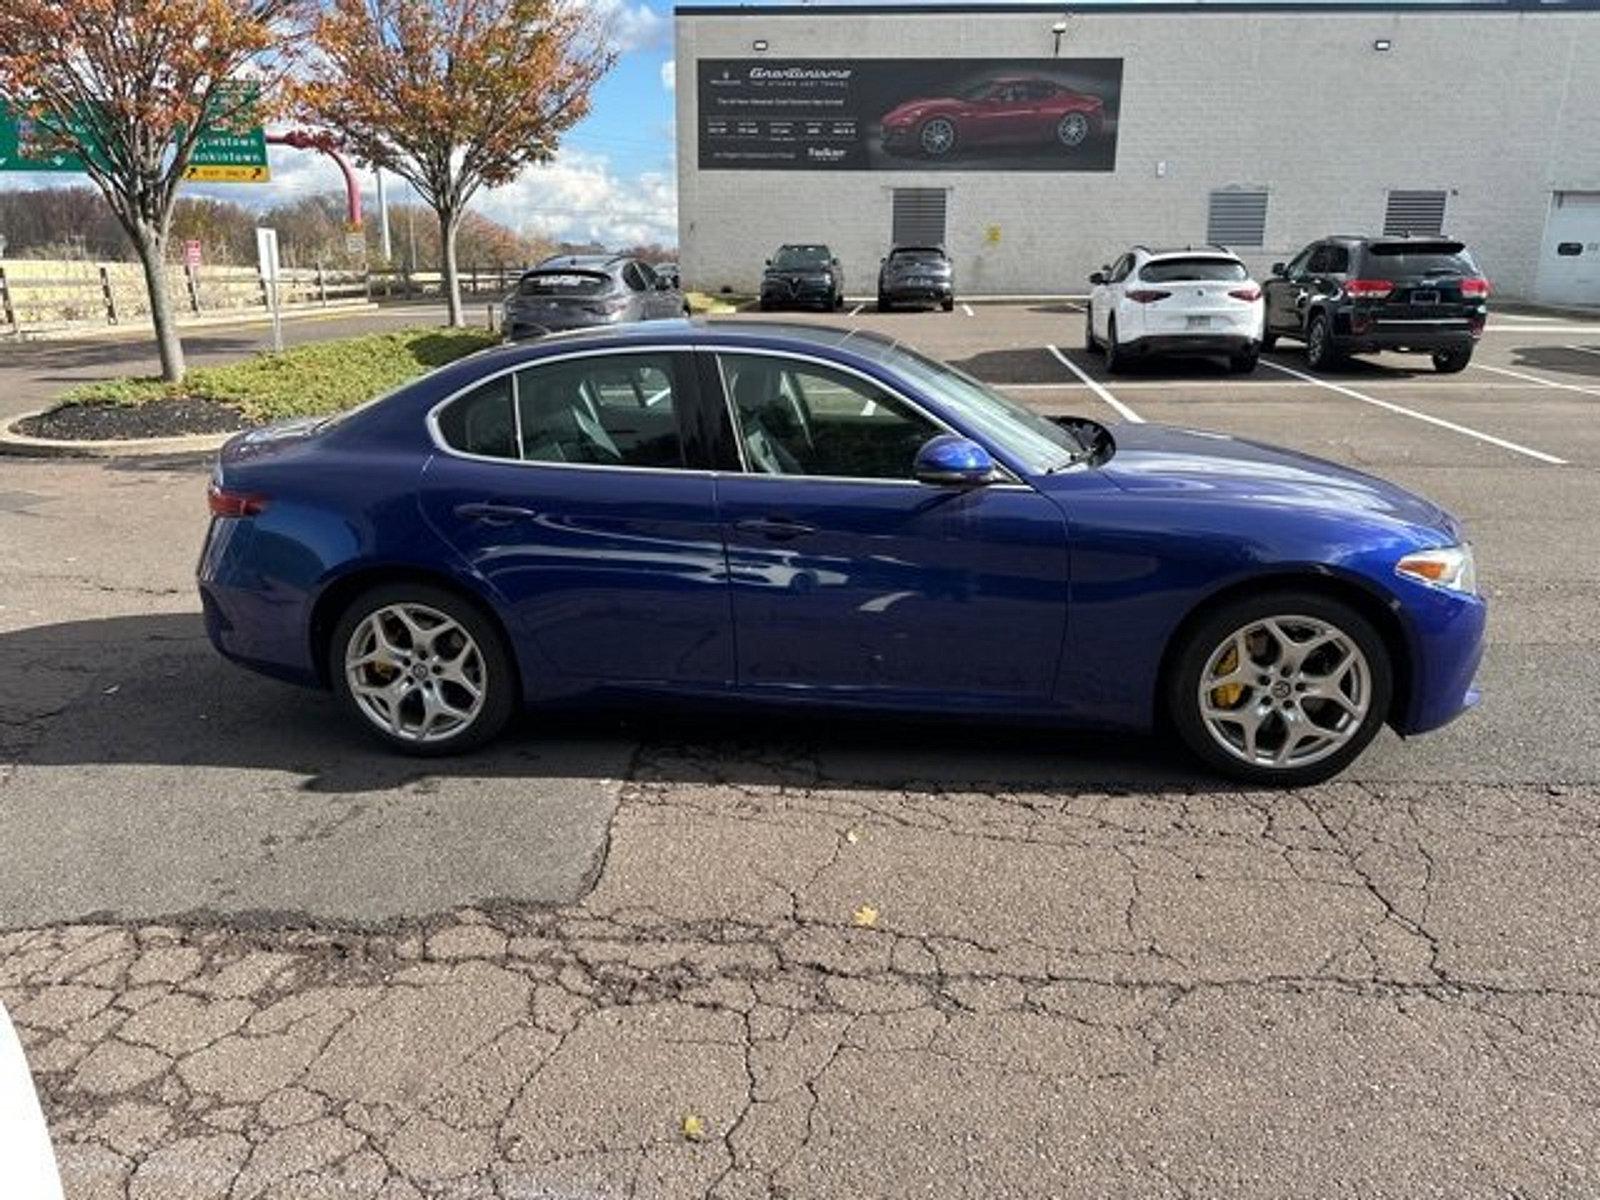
[686,291,751,315]
[58,327,500,423]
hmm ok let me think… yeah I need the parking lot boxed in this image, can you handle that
[3,302,1599,1198]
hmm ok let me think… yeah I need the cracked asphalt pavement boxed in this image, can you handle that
[3,304,1600,1197]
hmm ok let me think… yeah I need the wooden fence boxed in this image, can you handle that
[0,260,371,335]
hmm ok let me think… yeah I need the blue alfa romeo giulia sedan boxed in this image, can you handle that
[199,321,1484,785]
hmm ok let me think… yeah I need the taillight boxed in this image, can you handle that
[1460,277,1491,299]
[1125,289,1170,304]
[1343,279,1394,300]
[1228,287,1262,302]
[207,480,268,518]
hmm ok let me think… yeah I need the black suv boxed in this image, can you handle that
[759,244,844,311]
[1261,236,1489,373]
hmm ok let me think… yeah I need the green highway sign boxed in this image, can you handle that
[0,90,270,182]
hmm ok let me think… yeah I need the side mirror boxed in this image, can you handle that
[913,435,995,488]
[764,258,772,267]
[1088,271,1106,285]
[1271,262,1287,277]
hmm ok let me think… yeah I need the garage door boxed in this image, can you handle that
[1535,191,1600,307]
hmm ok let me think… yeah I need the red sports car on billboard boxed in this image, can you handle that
[880,76,1105,159]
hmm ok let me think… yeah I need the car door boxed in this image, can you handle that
[417,349,733,688]
[1266,244,1317,336]
[708,350,1070,700]
[1102,253,1135,341]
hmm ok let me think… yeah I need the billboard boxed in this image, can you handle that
[697,59,1122,172]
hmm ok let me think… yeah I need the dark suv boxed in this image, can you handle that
[877,245,954,311]
[1261,236,1489,373]
[759,244,844,311]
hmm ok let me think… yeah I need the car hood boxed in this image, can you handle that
[882,99,947,123]
[1086,423,1459,537]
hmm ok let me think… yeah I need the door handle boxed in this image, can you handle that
[454,502,536,524]
[734,516,817,541]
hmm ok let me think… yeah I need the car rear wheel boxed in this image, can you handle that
[918,117,957,158]
[1056,112,1091,148]
[1230,348,1259,374]
[331,583,516,756]
[1104,317,1127,374]
[834,290,845,311]
[877,292,892,312]
[1432,346,1472,373]
[1305,313,1340,370]
[1167,590,1392,786]
[941,296,955,312]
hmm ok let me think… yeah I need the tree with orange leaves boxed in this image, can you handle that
[0,0,306,381]
[300,0,615,327]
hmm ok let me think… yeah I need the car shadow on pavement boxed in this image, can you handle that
[1510,344,1600,379]
[1,612,1213,797]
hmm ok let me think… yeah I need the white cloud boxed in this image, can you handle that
[582,0,668,54]
[660,60,676,92]
[472,148,677,248]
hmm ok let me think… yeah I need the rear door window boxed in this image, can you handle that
[517,354,686,468]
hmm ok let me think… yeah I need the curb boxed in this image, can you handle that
[0,409,233,459]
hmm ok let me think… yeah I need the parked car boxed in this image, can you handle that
[502,254,685,341]
[881,76,1103,160]
[759,244,844,311]
[1262,236,1489,373]
[1086,246,1264,373]
[878,245,955,312]
[199,321,1483,785]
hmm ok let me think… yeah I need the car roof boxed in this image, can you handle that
[775,243,832,252]
[1137,245,1240,259]
[889,244,946,254]
[469,319,903,372]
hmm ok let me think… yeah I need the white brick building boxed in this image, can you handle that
[674,0,1600,302]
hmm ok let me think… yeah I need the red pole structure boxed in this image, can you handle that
[265,131,363,228]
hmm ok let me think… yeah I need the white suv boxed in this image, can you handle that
[1085,246,1265,374]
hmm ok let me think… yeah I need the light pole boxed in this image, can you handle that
[375,167,393,263]
[1052,18,1069,56]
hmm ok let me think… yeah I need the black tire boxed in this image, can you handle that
[1166,589,1392,787]
[1305,312,1340,371]
[1104,317,1127,374]
[1084,306,1101,353]
[941,296,955,312]
[758,298,774,313]
[329,582,517,756]
[1432,346,1472,373]
[877,293,892,313]
[1230,348,1259,374]
[1260,327,1278,351]
[834,290,845,311]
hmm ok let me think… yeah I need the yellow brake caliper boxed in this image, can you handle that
[1211,644,1244,708]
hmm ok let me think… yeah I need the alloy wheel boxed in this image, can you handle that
[1196,615,1371,770]
[920,118,956,157]
[1057,113,1090,147]
[345,603,487,743]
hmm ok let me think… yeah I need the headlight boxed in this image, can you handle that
[1396,544,1477,595]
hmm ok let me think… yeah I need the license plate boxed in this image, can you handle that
[1186,315,1211,328]
[1411,290,1440,306]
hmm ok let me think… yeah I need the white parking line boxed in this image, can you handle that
[848,303,863,317]
[1045,344,1144,423]
[1258,360,1566,465]
[1473,362,1600,397]
[961,303,975,317]
[1483,325,1600,335]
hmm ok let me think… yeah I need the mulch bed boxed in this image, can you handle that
[15,397,257,441]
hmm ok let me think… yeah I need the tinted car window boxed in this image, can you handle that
[1140,257,1249,283]
[436,376,518,460]
[1325,245,1351,273]
[518,270,610,297]
[891,248,946,264]
[1109,254,1135,283]
[720,354,939,480]
[1307,245,1333,274]
[1363,242,1478,276]
[517,354,685,468]
[621,263,647,293]
[772,245,831,270]
[1285,246,1316,278]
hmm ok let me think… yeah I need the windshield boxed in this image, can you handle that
[1365,243,1477,277]
[772,246,831,270]
[518,270,612,297]
[884,343,1090,473]
[1140,257,1248,283]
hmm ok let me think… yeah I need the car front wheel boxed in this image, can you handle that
[1167,590,1392,786]
[1084,307,1100,353]
[331,583,516,755]
[918,117,957,158]
[1056,112,1092,148]
[1104,317,1127,374]
[1305,313,1340,370]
